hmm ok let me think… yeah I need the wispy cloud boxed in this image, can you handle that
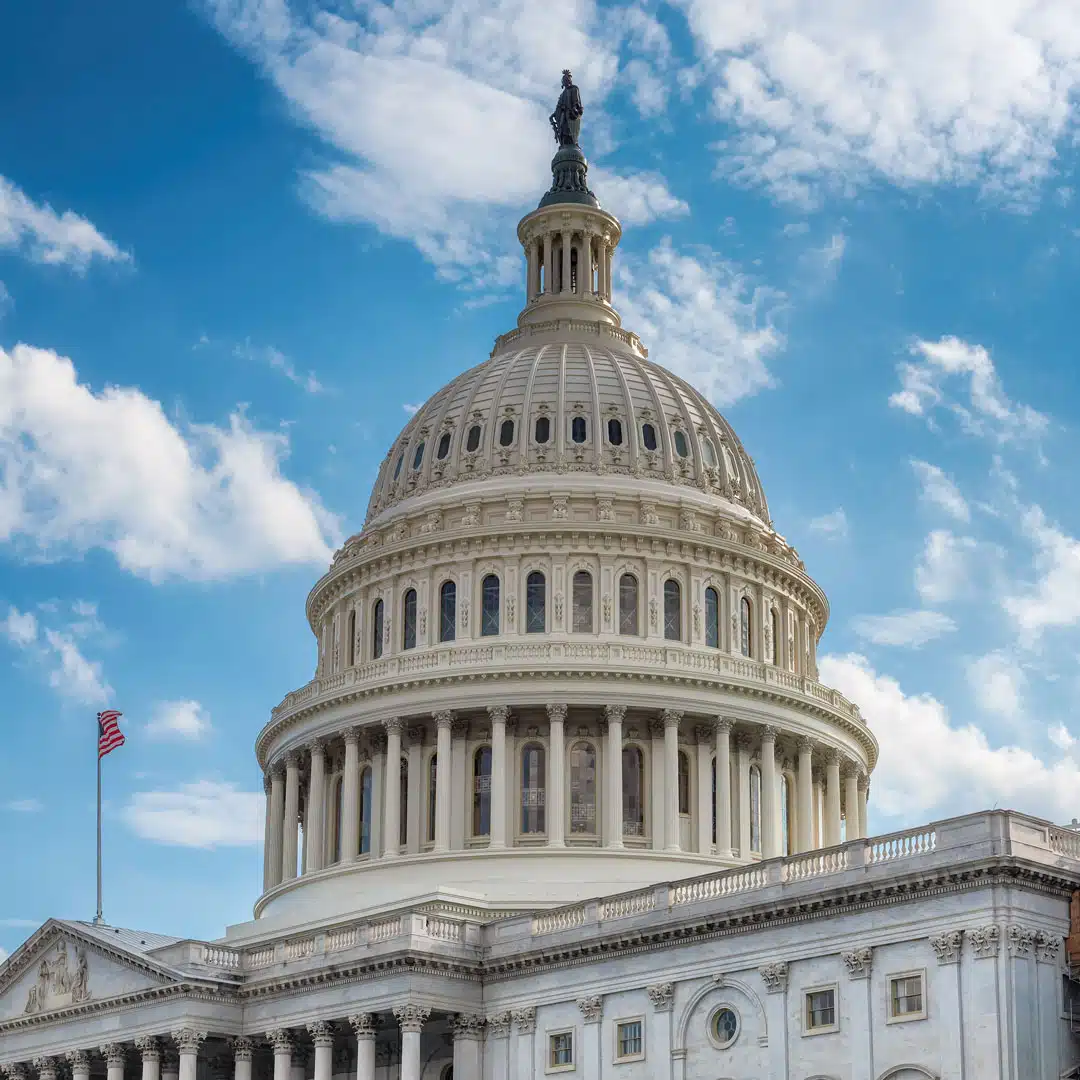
[808,508,848,540]
[911,460,969,523]
[851,609,956,648]
[146,700,212,741]
[233,339,324,394]
[3,799,43,813]
[123,781,262,848]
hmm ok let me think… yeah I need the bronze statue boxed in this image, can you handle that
[550,69,583,147]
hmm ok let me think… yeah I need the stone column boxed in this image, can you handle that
[526,241,536,300]
[796,739,814,853]
[825,750,842,847]
[561,230,573,294]
[760,728,779,859]
[844,765,861,841]
[267,765,285,888]
[858,776,869,839]
[393,1004,430,1080]
[597,236,608,299]
[578,997,603,1080]
[349,1014,376,1080]
[577,234,591,297]
[101,1044,127,1080]
[605,704,625,848]
[341,728,360,861]
[451,1015,485,1078]
[136,1039,161,1080]
[288,1047,306,1080]
[736,734,752,857]
[543,234,553,294]
[694,726,711,854]
[308,740,327,871]
[171,1030,205,1080]
[262,775,273,889]
[489,705,509,848]
[663,709,682,852]
[230,1040,253,1080]
[66,1051,91,1080]
[161,1055,178,1080]
[547,704,567,847]
[34,1058,58,1080]
[308,1022,333,1080]
[715,719,733,857]
[487,1013,511,1080]
[434,711,453,852]
[812,768,824,847]
[282,751,300,880]
[513,1008,536,1080]
[267,1031,292,1080]
[382,718,402,858]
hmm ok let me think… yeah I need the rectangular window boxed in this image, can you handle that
[615,1018,644,1062]
[804,986,837,1034]
[888,971,926,1022]
[548,1030,574,1072]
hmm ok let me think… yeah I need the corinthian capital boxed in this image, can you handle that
[99,1047,127,1069]
[661,709,683,728]
[382,716,403,736]
[170,1031,207,1056]
[433,710,455,729]
[134,1039,161,1063]
[65,1053,91,1074]
[604,704,626,725]
[547,703,568,723]
[393,1004,430,1033]
[307,1021,333,1048]
[488,704,510,725]
[229,1039,254,1063]
[266,1030,293,1056]
[349,1014,377,1039]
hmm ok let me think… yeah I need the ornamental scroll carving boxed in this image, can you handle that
[1007,925,1036,956]
[647,983,674,1012]
[842,947,873,978]
[577,996,603,1023]
[24,941,92,1014]
[512,1007,536,1035]
[968,925,1000,959]
[450,1014,485,1040]
[930,930,963,964]
[486,1011,512,1038]
[1035,931,1062,964]
[759,962,788,993]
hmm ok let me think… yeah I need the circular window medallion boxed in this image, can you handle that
[709,1005,740,1049]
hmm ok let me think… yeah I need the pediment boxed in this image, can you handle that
[0,923,173,1022]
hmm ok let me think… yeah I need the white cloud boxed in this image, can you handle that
[680,1,1080,205]
[123,781,263,848]
[2,605,111,706]
[146,700,213,741]
[1002,504,1080,640]
[0,344,339,581]
[915,529,980,605]
[205,0,684,284]
[911,460,970,522]
[588,167,688,225]
[617,238,784,406]
[0,281,11,317]
[890,337,1047,446]
[820,653,1080,824]
[0,176,129,270]
[3,799,43,813]
[967,651,1026,720]
[808,508,848,540]
[234,340,324,394]
[0,947,7,965]
[851,609,956,648]
[403,403,422,416]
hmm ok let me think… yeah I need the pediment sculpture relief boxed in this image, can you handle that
[24,941,91,1015]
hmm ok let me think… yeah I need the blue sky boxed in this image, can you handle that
[4,0,1080,959]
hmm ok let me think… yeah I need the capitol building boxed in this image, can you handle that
[3,76,1080,1080]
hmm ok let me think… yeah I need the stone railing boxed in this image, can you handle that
[490,319,648,359]
[1050,825,1080,860]
[268,642,864,730]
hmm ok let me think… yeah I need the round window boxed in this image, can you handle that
[710,1006,739,1048]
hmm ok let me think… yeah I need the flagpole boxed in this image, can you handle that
[95,721,103,925]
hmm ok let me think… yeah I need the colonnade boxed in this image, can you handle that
[262,707,870,893]
[525,229,611,303]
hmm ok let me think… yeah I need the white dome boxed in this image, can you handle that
[365,339,771,530]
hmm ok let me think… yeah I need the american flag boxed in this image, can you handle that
[97,710,125,758]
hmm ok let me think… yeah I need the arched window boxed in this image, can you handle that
[678,751,691,815]
[399,756,409,849]
[607,418,623,445]
[571,416,587,443]
[473,746,492,836]
[520,744,546,834]
[664,580,681,641]
[641,423,658,451]
[372,599,384,660]
[749,765,762,853]
[702,437,718,468]
[572,570,593,632]
[393,452,404,479]
[427,754,438,843]
[499,419,515,447]
[740,596,752,658]
[436,431,451,459]
[526,571,546,633]
[705,587,720,648]
[535,416,550,444]
[569,741,598,834]
[331,776,343,863]
[619,573,639,635]
[402,588,417,650]
[411,442,425,470]
[782,775,793,856]
[347,609,356,666]
[622,746,645,837]
[440,581,456,642]
[673,430,689,458]
[359,767,372,854]
[465,424,481,452]
[481,575,500,636]
[771,607,780,664]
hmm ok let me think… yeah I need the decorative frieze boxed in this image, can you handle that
[647,983,674,1012]
[759,962,788,993]
[577,995,603,1023]
[968,925,1000,959]
[930,930,963,965]
[842,947,873,978]
[512,1007,536,1034]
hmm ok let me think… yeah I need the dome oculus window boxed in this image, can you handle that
[534,416,550,444]
[641,423,658,451]
[411,442,425,470]
[465,424,481,453]
[437,431,452,460]
[673,429,689,458]
[607,418,623,446]
[571,416,587,443]
[499,418,515,447]
[710,1006,739,1049]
